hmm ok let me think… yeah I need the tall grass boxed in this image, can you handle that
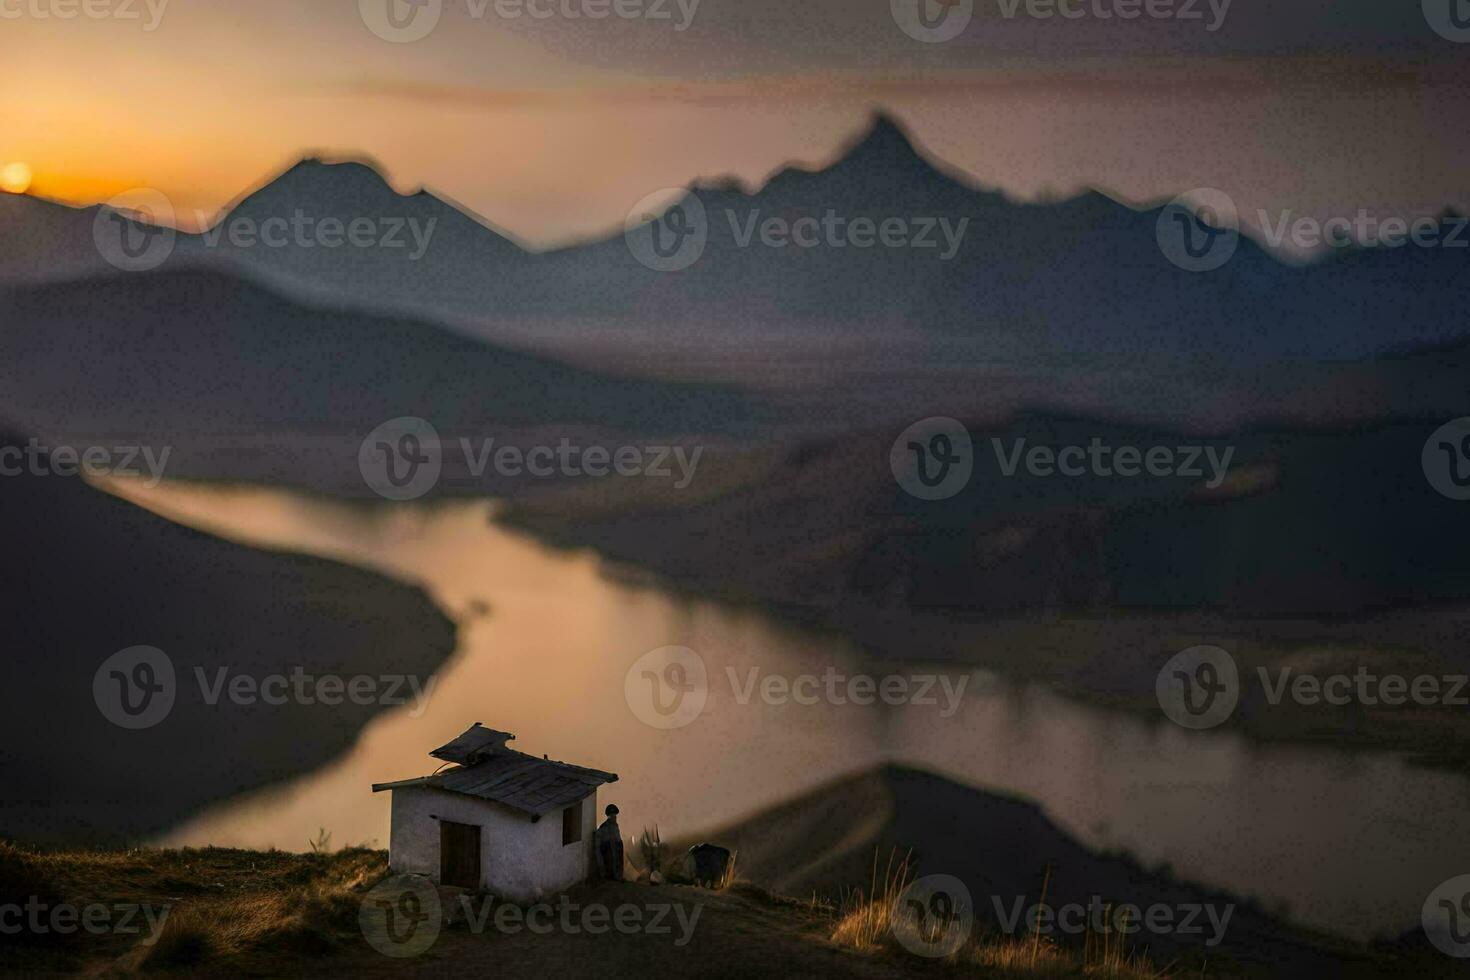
[132,848,384,971]
[829,849,1167,978]
[830,847,914,951]
[716,848,739,890]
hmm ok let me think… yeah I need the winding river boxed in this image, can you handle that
[108,479,1470,940]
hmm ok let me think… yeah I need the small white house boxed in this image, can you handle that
[372,723,618,900]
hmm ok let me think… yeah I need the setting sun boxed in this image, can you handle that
[0,162,32,194]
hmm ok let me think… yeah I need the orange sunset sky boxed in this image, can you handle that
[2,0,1466,245]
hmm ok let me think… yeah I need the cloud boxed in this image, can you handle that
[333,57,1462,114]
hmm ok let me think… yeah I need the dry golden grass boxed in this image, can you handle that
[5,838,1191,978]
[829,850,1167,979]
[137,848,382,971]
[716,848,739,891]
[1,840,387,974]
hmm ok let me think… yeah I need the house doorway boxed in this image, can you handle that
[439,820,481,889]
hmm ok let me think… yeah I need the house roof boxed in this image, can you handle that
[430,723,515,765]
[373,724,617,817]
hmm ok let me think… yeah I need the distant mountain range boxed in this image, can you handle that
[0,267,762,490]
[2,112,1468,650]
[2,114,1466,388]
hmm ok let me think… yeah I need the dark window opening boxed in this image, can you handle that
[562,800,583,845]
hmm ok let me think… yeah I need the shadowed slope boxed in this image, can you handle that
[0,431,457,844]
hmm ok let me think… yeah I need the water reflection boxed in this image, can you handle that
[106,480,1470,938]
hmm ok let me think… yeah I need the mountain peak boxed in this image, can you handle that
[811,111,946,189]
[861,111,914,145]
[232,157,408,217]
[838,111,929,169]
[277,156,399,192]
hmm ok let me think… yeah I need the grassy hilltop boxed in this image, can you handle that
[2,839,1458,979]
[0,841,1160,978]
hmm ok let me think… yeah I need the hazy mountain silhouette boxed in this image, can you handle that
[208,158,530,307]
[705,765,1388,975]
[533,114,1468,362]
[0,429,456,845]
[0,267,762,490]
[0,192,118,282]
[3,113,1465,383]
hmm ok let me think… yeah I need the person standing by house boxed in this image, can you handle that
[595,804,624,880]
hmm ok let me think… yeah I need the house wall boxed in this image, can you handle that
[387,786,597,901]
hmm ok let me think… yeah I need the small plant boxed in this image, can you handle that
[307,828,333,854]
[637,825,666,877]
[830,848,913,951]
[716,848,738,890]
